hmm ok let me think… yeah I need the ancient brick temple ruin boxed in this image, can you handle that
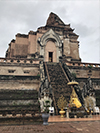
[0,12,100,118]
[6,12,80,62]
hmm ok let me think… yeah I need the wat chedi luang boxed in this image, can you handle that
[0,12,100,121]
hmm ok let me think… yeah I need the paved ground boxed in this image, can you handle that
[0,121,100,133]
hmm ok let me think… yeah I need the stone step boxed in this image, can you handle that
[0,89,40,116]
[46,62,71,114]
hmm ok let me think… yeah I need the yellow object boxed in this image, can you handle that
[57,95,67,110]
[87,110,89,113]
[69,88,82,108]
[72,98,82,108]
[67,81,79,86]
[59,109,65,118]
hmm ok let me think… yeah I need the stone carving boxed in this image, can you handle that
[38,29,63,62]
[82,77,95,98]
[39,61,52,98]
[84,96,96,112]
[39,29,62,47]
[39,62,53,112]
[39,95,52,112]
[82,77,96,112]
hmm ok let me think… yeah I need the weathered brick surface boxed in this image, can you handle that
[46,63,71,114]
[6,12,80,62]
[0,121,100,133]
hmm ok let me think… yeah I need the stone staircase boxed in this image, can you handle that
[0,89,42,124]
[62,62,84,105]
[45,62,72,114]
[95,90,100,107]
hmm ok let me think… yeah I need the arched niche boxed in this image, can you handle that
[38,29,62,62]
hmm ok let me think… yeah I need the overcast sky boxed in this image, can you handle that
[0,0,100,63]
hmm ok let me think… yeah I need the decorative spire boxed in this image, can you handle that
[46,12,65,26]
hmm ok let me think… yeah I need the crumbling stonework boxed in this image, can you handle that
[6,12,80,62]
[0,58,40,90]
[0,12,99,94]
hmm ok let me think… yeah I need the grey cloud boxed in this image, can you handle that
[72,23,96,38]
[0,0,99,63]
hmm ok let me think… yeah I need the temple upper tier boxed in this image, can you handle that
[6,12,81,62]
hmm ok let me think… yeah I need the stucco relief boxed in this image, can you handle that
[38,29,63,62]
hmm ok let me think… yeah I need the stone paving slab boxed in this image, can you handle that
[0,121,100,133]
